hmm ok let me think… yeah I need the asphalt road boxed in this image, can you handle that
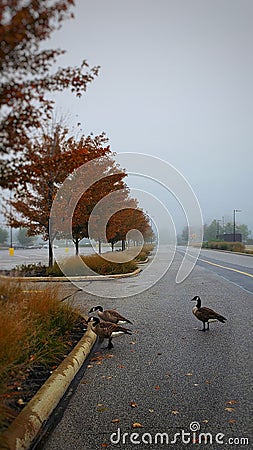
[178,247,253,295]
[42,248,252,450]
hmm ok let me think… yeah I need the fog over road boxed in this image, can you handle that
[41,248,252,450]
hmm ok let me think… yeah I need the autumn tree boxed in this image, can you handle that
[0,0,99,185]
[51,154,128,254]
[105,198,153,251]
[4,123,110,266]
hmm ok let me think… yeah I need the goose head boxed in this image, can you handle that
[88,305,103,314]
[87,316,100,326]
[191,296,201,308]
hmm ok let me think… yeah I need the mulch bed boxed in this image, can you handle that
[0,316,87,432]
[0,267,51,277]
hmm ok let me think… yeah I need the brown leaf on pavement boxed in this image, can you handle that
[111,418,120,423]
[132,422,143,428]
[171,410,179,415]
[225,407,235,412]
[130,401,138,408]
[226,400,237,405]
[154,385,160,390]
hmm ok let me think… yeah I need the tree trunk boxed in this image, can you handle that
[75,239,79,255]
[111,241,114,252]
[121,239,125,251]
[48,240,53,268]
[98,239,102,254]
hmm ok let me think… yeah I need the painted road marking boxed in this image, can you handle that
[198,258,253,279]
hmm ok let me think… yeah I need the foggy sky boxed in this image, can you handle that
[49,0,253,234]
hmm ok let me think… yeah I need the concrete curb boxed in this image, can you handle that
[1,327,97,450]
[0,267,142,282]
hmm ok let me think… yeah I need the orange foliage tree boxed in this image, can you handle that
[4,124,110,266]
[50,154,128,255]
[107,205,153,251]
[0,0,99,185]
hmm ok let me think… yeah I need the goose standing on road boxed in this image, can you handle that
[88,305,133,325]
[87,317,132,349]
[191,296,227,331]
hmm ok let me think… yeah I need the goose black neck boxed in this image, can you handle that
[196,298,201,308]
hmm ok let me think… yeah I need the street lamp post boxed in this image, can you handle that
[233,209,241,242]
[216,219,221,239]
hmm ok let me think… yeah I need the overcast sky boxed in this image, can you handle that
[50,0,253,234]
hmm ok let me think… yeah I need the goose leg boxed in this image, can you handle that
[207,322,210,330]
[202,322,206,332]
[108,337,114,349]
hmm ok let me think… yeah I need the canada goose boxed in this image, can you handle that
[87,317,132,349]
[88,305,133,325]
[191,296,227,331]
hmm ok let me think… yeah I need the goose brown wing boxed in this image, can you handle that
[106,309,133,324]
[109,322,132,334]
[200,307,226,321]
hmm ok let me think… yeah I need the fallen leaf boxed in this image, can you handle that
[132,422,143,428]
[171,410,179,415]
[97,403,103,407]
[130,401,138,408]
[226,400,237,405]
[149,409,154,413]
[154,385,160,390]
[97,406,109,413]
[193,383,199,386]
[17,398,25,405]
[91,356,103,362]
[228,419,236,424]
[225,407,235,412]
[96,361,102,365]
[87,364,93,369]
[130,341,136,345]
[118,365,124,369]
[101,444,108,448]
[205,380,211,384]
[106,376,113,380]
[111,419,120,423]
[185,372,193,376]
[202,420,209,423]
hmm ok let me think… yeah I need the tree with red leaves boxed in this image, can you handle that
[4,123,110,266]
[0,0,99,184]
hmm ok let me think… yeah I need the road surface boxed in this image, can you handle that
[41,247,252,450]
[178,247,253,295]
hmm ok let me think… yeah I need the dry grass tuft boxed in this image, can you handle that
[48,244,154,277]
[0,280,81,435]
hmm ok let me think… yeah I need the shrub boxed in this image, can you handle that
[203,241,245,252]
